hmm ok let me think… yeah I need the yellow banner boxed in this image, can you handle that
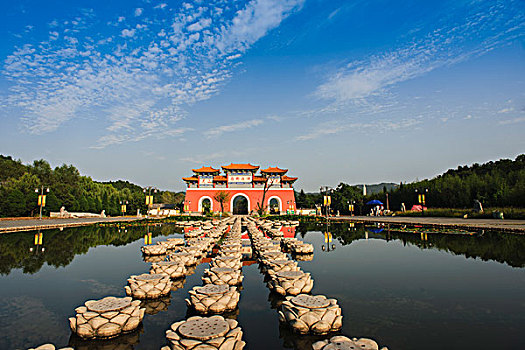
[38,195,46,207]
[324,196,331,206]
[121,205,127,212]
[145,195,153,205]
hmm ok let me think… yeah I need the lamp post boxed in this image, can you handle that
[415,188,428,215]
[120,200,128,217]
[35,186,49,220]
[347,200,356,216]
[143,187,157,219]
[320,186,334,222]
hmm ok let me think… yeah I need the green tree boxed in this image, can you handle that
[213,191,231,213]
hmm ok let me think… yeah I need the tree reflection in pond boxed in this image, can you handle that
[0,224,183,275]
[298,222,525,268]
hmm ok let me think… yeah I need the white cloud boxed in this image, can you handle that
[499,117,525,125]
[2,0,304,147]
[497,107,514,114]
[121,28,136,37]
[187,18,212,32]
[134,8,143,17]
[204,119,264,137]
[295,118,421,141]
[316,1,525,103]
[154,3,167,10]
[214,0,304,53]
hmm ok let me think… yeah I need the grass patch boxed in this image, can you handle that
[394,207,525,220]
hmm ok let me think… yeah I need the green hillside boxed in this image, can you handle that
[0,155,183,218]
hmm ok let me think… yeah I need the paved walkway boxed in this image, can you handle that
[0,217,141,234]
[331,215,525,232]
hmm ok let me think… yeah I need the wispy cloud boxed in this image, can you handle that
[204,119,264,138]
[315,1,524,104]
[179,150,251,165]
[499,117,525,125]
[2,0,304,147]
[295,117,422,141]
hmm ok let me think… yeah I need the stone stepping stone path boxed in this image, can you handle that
[291,294,331,309]
[150,261,187,279]
[279,295,342,335]
[69,296,145,339]
[178,316,230,340]
[196,283,230,295]
[313,336,389,350]
[125,273,172,299]
[28,344,73,350]
[141,244,167,256]
[162,316,246,350]
[86,296,131,313]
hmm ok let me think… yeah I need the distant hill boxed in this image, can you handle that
[0,155,183,217]
[356,183,398,195]
[368,154,525,209]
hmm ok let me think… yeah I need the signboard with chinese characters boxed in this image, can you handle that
[268,176,280,186]
[199,176,213,186]
[227,174,253,184]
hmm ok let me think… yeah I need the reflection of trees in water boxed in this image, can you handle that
[298,223,525,268]
[0,224,183,275]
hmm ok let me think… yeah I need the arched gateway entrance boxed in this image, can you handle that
[231,194,249,215]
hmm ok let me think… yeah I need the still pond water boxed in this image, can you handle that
[0,222,524,350]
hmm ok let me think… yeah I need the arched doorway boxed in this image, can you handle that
[199,196,213,213]
[231,194,249,215]
[268,197,281,214]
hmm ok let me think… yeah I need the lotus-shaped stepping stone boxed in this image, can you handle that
[168,252,198,266]
[279,294,342,335]
[186,284,240,314]
[150,261,187,279]
[162,315,245,350]
[141,244,167,256]
[211,256,242,270]
[125,273,172,299]
[202,267,244,285]
[69,296,145,339]
[312,335,389,350]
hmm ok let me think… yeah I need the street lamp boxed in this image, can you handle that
[119,200,129,216]
[320,186,334,221]
[415,188,428,215]
[35,186,50,220]
[347,200,356,216]
[143,187,158,219]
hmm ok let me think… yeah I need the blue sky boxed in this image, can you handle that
[1,0,524,192]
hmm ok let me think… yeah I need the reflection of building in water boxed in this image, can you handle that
[182,164,298,215]
[281,225,296,238]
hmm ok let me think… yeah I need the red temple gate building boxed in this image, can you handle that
[182,163,298,215]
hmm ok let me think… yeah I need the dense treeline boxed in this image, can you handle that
[0,155,184,217]
[368,154,525,210]
[295,154,525,213]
